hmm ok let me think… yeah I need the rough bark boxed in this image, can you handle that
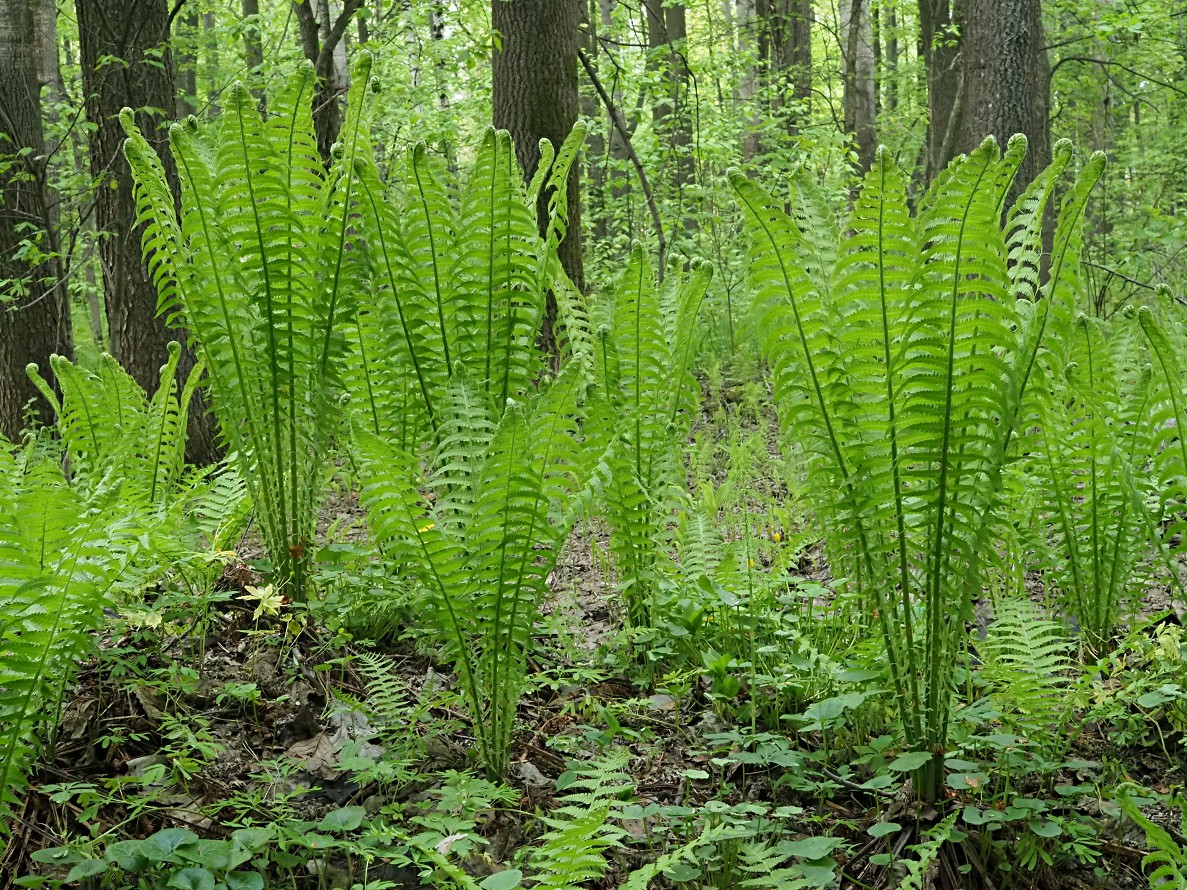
[242,0,265,81]
[492,0,584,296]
[0,0,72,441]
[957,0,1051,195]
[293,0,363,165]
[645,0,694,193]
[76,0,218,463]
[174,7,198,109]
[762,0,812,106]
[918,0,962,180]
[841,0,877,172]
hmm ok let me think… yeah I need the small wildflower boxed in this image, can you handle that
[240,584,285,620]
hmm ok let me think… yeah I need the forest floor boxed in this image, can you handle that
[6,466,1187,889]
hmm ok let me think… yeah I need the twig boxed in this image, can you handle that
[578,46,667,281]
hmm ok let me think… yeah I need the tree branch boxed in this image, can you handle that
[165,0,189,33]
[1050,55,1187,97]
[317,0,364,76]
[578,46,667,280]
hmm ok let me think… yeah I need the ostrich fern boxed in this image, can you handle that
[121,60,375,601]
[587,248,711,627]
[732,138,1104,800]
[0,446,141,831]
[346,122,585,446]
[26,343,200,505]
[1028,315,1154,652]
[354,371,588,780]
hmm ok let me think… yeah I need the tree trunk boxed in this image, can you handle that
[737,0,761,157]
[202,10,220,112]
[174,7,198,109]
[957,0,1050,195]
[918,0,961,180]
[645,0,694,194]
[0,0,72,441]
[841,0,877,173]
[242,0,265,84]
[76,0,218,464]
[764,0,812,108]
[293,0,362,165]
[492,0,584,298]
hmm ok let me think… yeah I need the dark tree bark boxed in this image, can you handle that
[918,0,962,180]
[645,0,695,197]
[0,0,72,441]
[740,0,812,156]
[492,0,584,296]
[760,0,812,107]
[293,0,362,165]
[581,0,609,240]
[242,0,265,87]
[76,0,218,463]
[174,7,198,109]
[956,0,1051,195]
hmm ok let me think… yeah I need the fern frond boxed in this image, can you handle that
[978,598,1075,746]
[1116,788,1187,888]
[0,456,141,832]
[123,64,366,600]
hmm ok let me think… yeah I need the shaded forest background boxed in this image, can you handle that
[2,0,1186,447]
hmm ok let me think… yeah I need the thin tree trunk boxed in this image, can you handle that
[918,0,961,180]
[242,0,265,85]
[841,0,877,173]
[174,7,198,109]
[293,0,363,165]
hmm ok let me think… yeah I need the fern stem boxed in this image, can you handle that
[412,148,453,380]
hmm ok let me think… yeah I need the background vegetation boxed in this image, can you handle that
[3,1,1187,889]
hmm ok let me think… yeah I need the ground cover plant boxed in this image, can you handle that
[7,60,1187,890]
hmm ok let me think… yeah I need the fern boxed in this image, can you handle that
[26,343,200,505]
[731,138,1105,800]
[354,369,589,779]
[1116,787,1187,888]
[1139,304,1187,555]
[618,822,740,890]
[1027,314,1154,651]
[587,248,712,627]
[527,754,632,890]
[977,598,1076,750]
[0,447,141,832]
[121,59,375,600]
[345,123,586,448]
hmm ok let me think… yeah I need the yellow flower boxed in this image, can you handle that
[241,584,285,620]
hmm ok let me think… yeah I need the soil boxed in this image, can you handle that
[4,491,1186,890]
